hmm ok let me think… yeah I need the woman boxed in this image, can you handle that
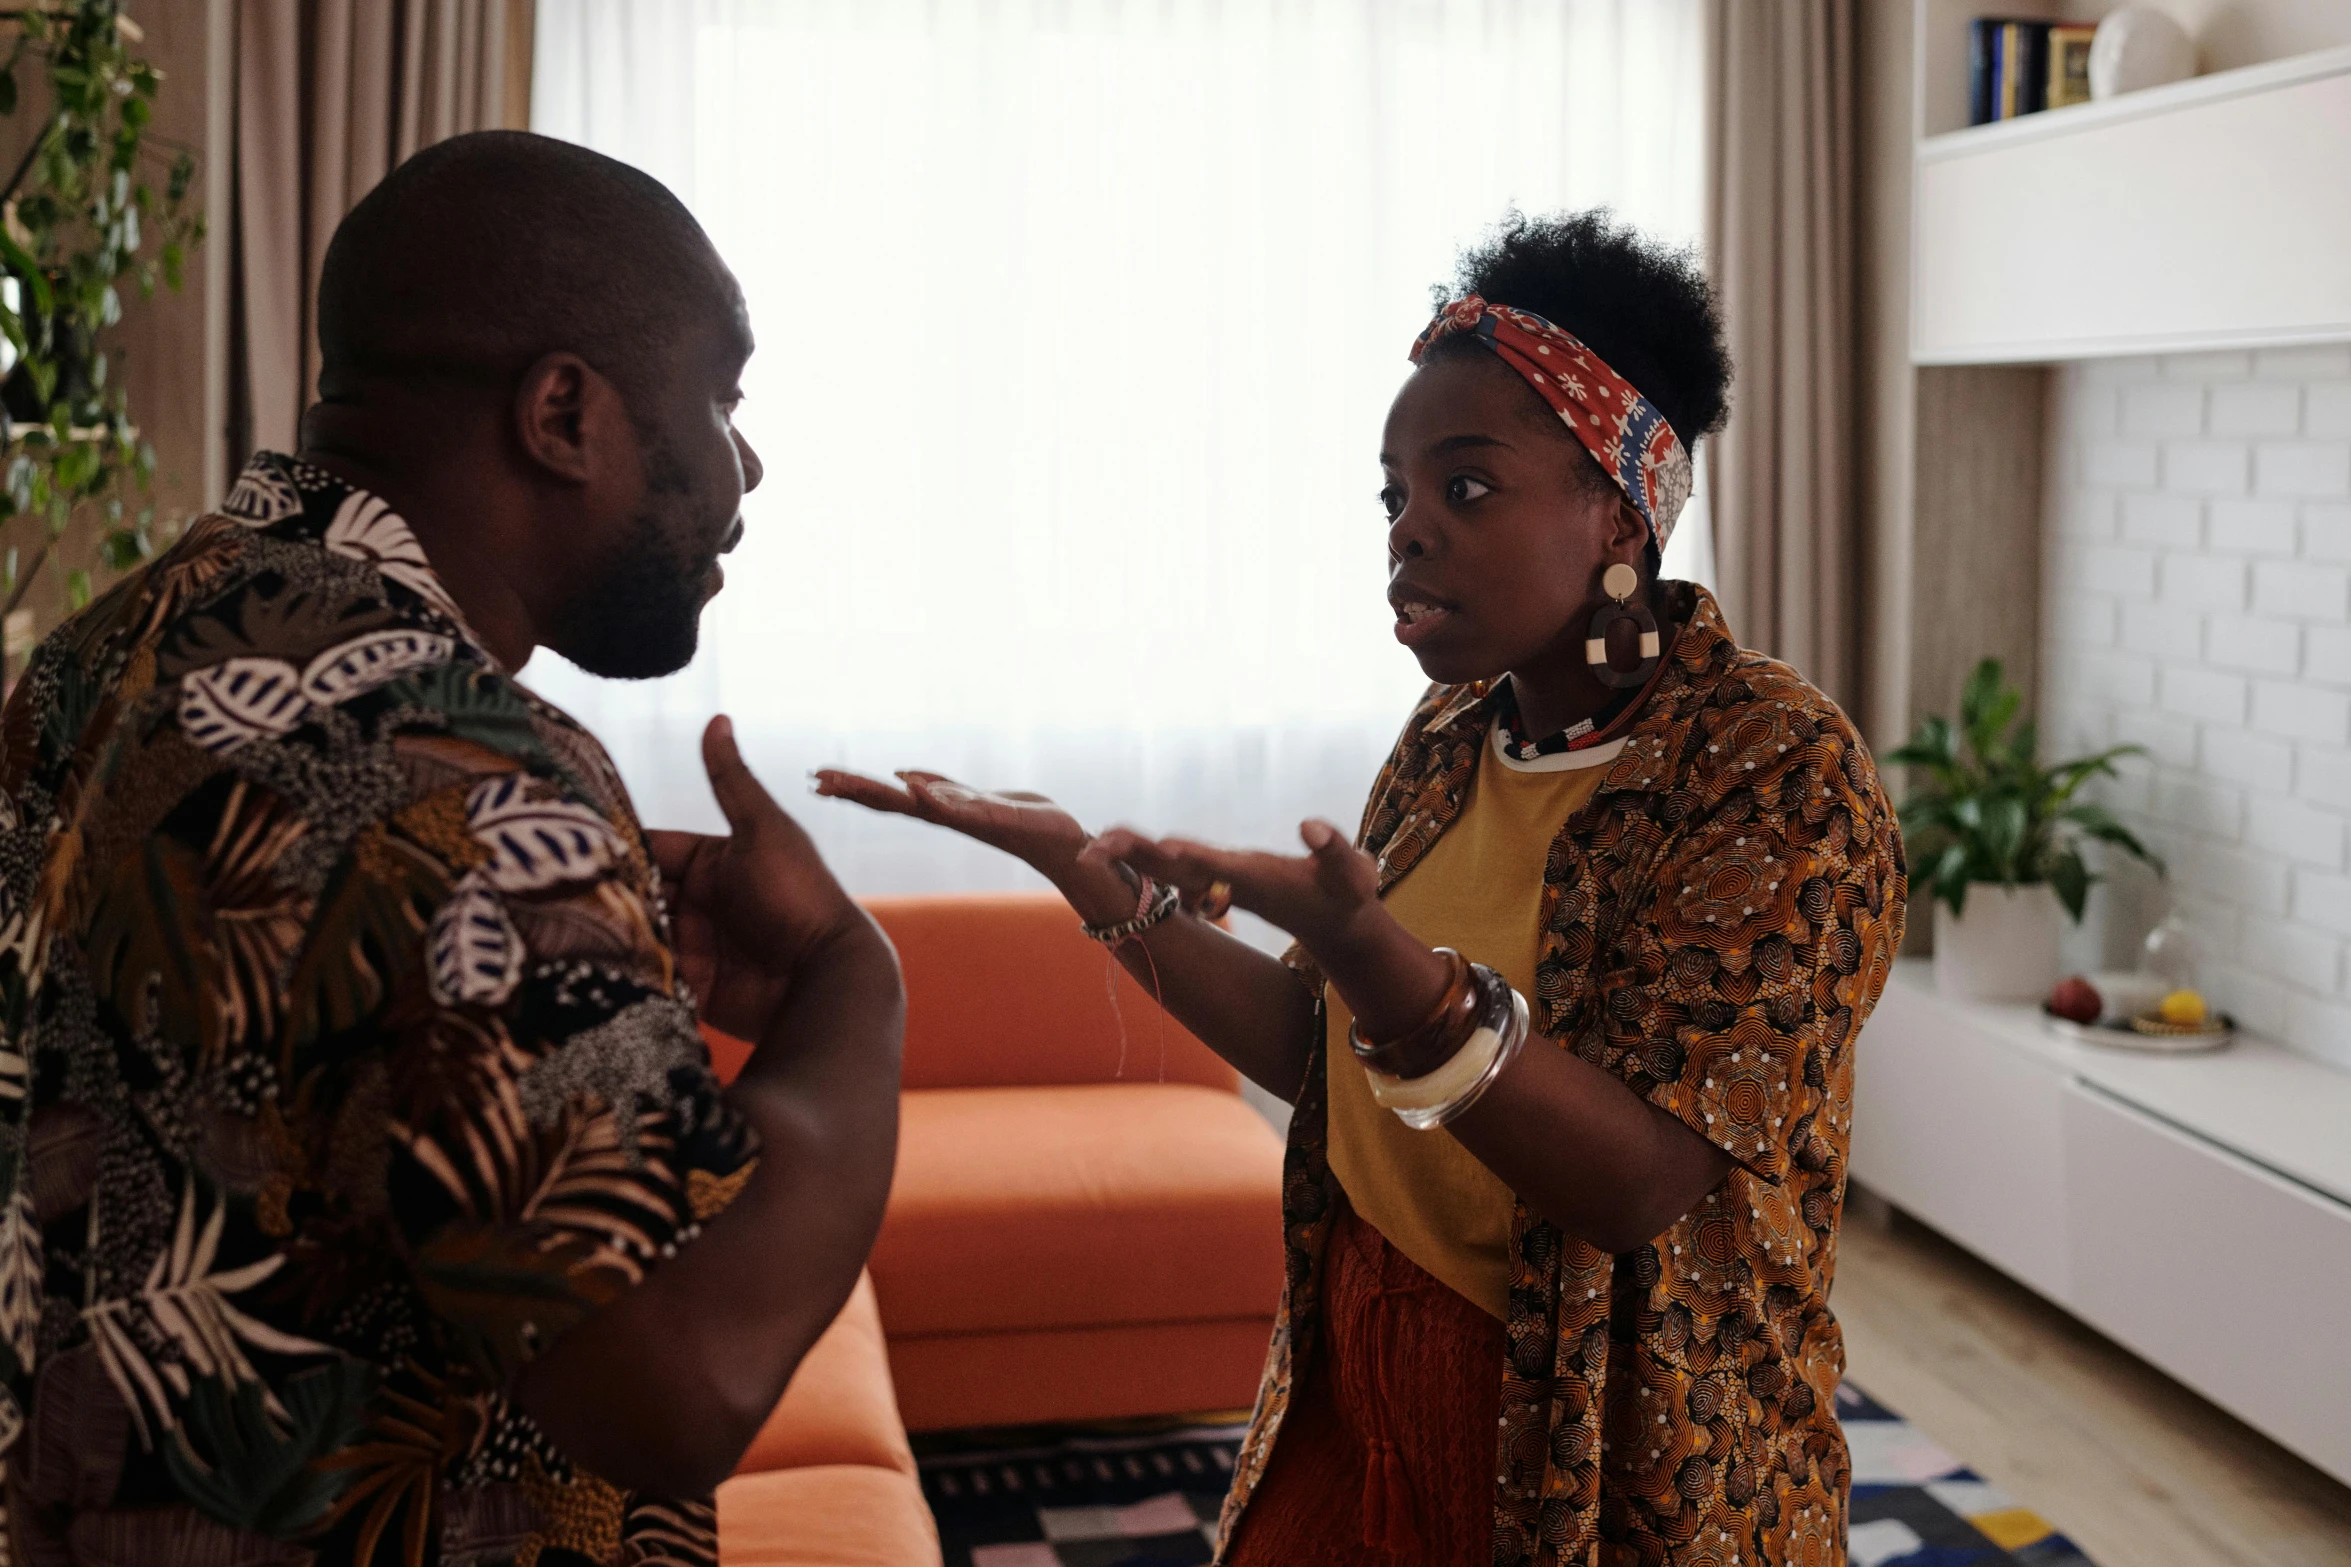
[820,212,1904,1566]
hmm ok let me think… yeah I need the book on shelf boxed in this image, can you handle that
[2047,22,2097,110]
[1969,16,2092,126]
[1969,18,1999,124]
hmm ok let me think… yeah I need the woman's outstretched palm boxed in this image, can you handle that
[813,769,1091,878]
[818,765,1383,954]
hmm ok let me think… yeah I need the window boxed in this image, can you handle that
[530,0,1705,897]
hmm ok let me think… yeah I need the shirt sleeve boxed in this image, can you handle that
[297,737,759,1385]
[1603,746,1905,1185]
[1279,939,1327,999]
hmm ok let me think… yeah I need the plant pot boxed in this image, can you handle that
[1932,882,2062,1003]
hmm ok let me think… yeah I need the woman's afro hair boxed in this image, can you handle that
[1435,209,1732,453]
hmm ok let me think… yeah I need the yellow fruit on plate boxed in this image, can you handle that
[2158,988,2208,1026]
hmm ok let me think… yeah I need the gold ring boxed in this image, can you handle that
[1196,880,1234,922]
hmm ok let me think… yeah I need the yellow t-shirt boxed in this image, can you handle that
[1325,725,1622,1320]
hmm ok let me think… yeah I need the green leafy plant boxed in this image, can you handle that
[1891,657,2163,920]
[0,0,202,633]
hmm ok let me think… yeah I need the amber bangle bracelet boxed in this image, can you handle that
[1348,946,1482,1081]
[1367,970,1528,1130]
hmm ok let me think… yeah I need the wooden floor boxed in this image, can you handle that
[1834,1200,2351,1567]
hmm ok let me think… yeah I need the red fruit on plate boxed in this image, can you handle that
[2047,975,2102,1024]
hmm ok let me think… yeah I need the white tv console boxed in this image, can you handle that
[1850,960,2351,1486]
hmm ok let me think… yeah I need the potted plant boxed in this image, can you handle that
[1891,658,2163,1001]
[0,1,201,668]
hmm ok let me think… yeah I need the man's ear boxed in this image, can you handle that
[513,352,628,484]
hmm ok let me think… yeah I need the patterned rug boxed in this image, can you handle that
[1838,1384,2094,1566]
[914,1384,2096,1566]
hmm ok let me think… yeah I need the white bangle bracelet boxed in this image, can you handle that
[1367,1019,1501,1113]
[1364,985,1531,1130]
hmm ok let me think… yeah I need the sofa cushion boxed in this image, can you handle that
[870,1083,1284,1339]
[864,893,1238,1092]
[734,1272,913,1478]
[717,1464,941,1566]
[886,1316,1275,1433]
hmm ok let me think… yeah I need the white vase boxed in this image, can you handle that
[1933,883,2063,1003]
[2089,6,2195,100]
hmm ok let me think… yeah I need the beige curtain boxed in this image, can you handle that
[233,0,536,464]
[1704,0,1859,706]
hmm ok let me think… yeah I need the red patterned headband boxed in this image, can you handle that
[1410,296,1693,553]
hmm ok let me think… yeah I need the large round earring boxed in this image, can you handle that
[1585,562,1660,689]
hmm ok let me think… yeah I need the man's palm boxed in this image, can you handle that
[652,718,855,1042]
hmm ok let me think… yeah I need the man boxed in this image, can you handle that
[0,132,905,1565]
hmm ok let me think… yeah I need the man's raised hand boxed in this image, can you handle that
[649,716,860,1042]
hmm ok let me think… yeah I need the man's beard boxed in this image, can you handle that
[561,439,721,680]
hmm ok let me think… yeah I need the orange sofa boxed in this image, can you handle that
[705,892,1288,1561]
[863,893,1288,1431]
[715,1272,942,1566]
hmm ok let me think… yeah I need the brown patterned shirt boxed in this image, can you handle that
[1219,583,1906,1566]
[0,454,758,1566]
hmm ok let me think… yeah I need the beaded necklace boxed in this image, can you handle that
[1490,676,1642,763]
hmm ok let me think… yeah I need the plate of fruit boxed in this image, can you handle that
[2042,973,2233,1053]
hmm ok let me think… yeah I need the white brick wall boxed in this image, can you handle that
[2043,348,2351,1071]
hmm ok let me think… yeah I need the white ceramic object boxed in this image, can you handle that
[1933,882,2062,1002]
[2085,968,2167,1025]
[2089,6,2195,100]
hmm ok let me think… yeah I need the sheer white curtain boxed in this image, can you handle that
[528,0,1706,899]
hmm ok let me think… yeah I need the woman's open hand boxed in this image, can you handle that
[817,770,1156,924]
[814,769,1091,883]
[1087,819,1449,1045]
[1084,819,1381,951]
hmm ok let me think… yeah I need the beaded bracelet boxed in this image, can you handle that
[1080,876,1179,946]
[1364,967,1530,1130]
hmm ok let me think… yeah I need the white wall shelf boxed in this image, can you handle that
[1910,43,2351,364]
[1852,962,2351,1487]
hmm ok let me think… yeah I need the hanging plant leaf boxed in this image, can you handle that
[0,234,53,322]
[97,523,142,571]
[0,1,207,667]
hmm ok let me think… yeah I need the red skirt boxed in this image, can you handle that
[1224,1199,1507,1565]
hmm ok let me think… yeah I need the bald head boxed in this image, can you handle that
[317,130,742,404]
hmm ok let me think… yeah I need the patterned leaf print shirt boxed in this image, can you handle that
[0,454,759,1566]
[1220,583,1906,1567]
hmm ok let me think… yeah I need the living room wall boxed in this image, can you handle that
[2042,346,2351,1067]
